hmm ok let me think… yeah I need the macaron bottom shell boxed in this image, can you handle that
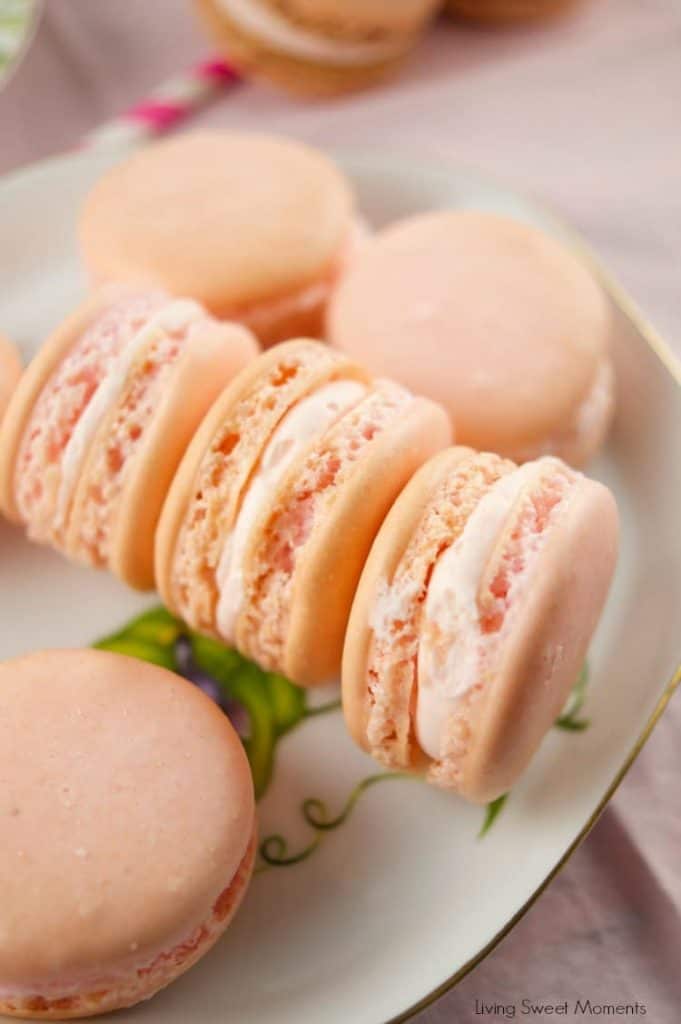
[0,830,256,1021]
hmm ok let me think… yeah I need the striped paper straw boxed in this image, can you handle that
[83,57,242,150]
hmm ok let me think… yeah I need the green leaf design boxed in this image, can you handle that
[479,793,509,838]
[93,635,177,671]
[263,672,307,737]
[94,606,182,657]
[555,662,590,732]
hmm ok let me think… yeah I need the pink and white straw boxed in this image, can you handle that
[83,58,241,150]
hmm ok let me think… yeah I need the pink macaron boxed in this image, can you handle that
[79,132,363,348]
[0,649,256,1019]
[0,287,258,588]
[342,446,618,803]
[328,210,615,467]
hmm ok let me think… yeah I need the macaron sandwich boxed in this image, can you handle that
[196,0,443,96]
[0,287,258,587]
[0,649,255,1019]
[79,132,363,347]
[343,446,618,802]
[156,339,452,684]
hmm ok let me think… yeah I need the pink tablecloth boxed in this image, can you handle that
[1,2,680,1020]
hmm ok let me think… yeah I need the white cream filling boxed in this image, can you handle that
[217,0,407,65]
[415,461,559,760]
[54,299,203,531]
[215,379,367,641]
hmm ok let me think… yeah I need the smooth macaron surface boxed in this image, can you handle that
[0,287,258,589]
[0,333,22,426]
[79,132,356,336]
[342,447,618,803]
[0,649,255,1018]
[157,339,452,685]
[328,210,614,465]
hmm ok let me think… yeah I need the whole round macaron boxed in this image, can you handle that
[79,132,361,347]
[0,649,255,1019]
[196,0,442,96]
[328,210,615,467]
[444,0,584,22]
[342,446,618,803]
[0,332,22,426]
[0,287,258,588]
[156,339,451,685]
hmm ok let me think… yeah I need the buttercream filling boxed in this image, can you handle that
[415,460,561,760]
[53,299,204,531]
[216,0,407,65]
[215,379,367,641]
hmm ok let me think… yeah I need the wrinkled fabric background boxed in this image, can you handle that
[1,1,680,1021]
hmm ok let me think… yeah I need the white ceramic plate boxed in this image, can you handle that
[0,147,679,1024]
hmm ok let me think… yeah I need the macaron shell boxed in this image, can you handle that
[0,287,133,523]
[79,133,354,316]
[0,333,22,427]
[445,0,582,21]
[155,339,368,625]
[273,395,453,684]
[0,828,256,1020]
[65,321,258,590]
[342,446,476,752]
[0,650,255,1008]
[328,210,612,456]
[453,477,619,803]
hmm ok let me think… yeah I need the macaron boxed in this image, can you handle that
[0,332,22,426]
[0,649,256,1019]
[195,0,442,97]
[342,447,618,803]
[156,339,451,685]
[0,287,258,589]
[444,0,584,22]
[328,210,615,467]
[79,132,361,347]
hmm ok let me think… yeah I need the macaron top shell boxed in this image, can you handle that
[328,210,612,456]
[0,333,22,425]
[79,132,355,316]
[0,649,254,992]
